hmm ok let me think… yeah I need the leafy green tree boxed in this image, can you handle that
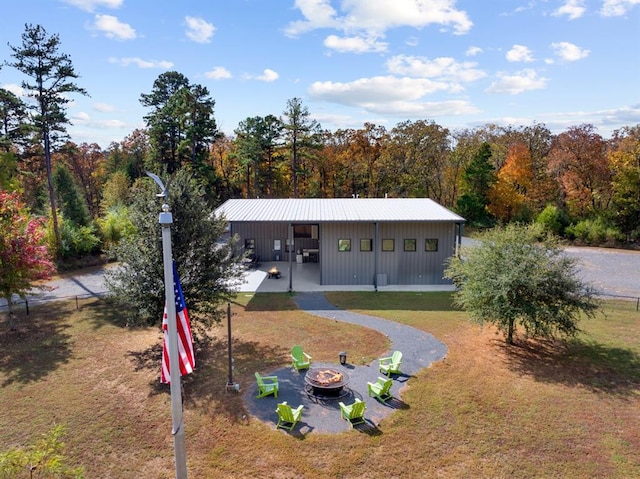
[444,224,600,345]
[608,125,640,239]
[455,142,495,225]
[535,204,569,236]
[105,167,244,328]
[6,24,88,252]
[0,190,55,330]
[0,425,84,478]
[96,205,135,250]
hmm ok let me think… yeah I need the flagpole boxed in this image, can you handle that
[159,202,188,479]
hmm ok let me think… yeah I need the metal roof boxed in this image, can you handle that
[215,198,465,223]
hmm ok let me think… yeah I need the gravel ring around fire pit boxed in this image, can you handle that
[243,292,448,435]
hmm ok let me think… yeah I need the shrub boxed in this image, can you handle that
[97,205,135,250]
[535,204,569,236]
[565,217,624,244]
[48,214,101,259]
[0,425,84,478]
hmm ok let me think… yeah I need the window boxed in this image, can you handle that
[294,224,311,238]
[338,239,351,252]
[404,239,416,252]
[360,239,373,252]
[425,239,438,252]
[245,239,255,250]
[382,239,395,251]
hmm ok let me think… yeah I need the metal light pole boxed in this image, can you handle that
[227,302,233,388]
[147,172,187,479]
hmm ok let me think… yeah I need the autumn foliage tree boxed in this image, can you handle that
[488,142,534,222]
[0,190,56,329]
[547,124,612,217]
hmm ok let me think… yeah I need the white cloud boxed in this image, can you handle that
[308,76,452,106]
[93,102,116,112]
[255,69,279,82]
[551,41,590,61]
[506,44,534,62]
[62,0,122,12]
[600,0,640,16]
[308,75,480,117]
[553,0,586,20]
[92,14,136,40]
[109,57,173,69]
[486,69,548,94]
[466,46,483,56]
[386,55,486,86]
[185,16,215,43]
[285,0,340,36]
[72,111,91,122]
[1,83,24,97]
[286,0,472,38]
[205,66,232,80]
[324,34,388,53]
[364,100,480,117]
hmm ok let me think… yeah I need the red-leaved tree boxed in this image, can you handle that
[0,190,56,329]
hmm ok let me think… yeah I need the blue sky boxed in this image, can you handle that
[1,0,638,148]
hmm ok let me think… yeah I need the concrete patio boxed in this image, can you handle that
[238,261,457,293]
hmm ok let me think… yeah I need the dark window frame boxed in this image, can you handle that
[404,239,417,252]
[338,239,352,252]
[425,238,439,252]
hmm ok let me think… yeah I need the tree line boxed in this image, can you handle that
[2,23,640,266]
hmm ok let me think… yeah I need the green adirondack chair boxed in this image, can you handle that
[255,372,279,398]
[339,398,367,427]
[275,401,304,431]
[290,345,312,371]
[379,350,403,377]
[367,376,393,403]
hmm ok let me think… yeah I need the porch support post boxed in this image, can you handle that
[288,223,293,292]
[374,222,379,291]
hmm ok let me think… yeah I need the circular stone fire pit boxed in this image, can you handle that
[304,367,350,399]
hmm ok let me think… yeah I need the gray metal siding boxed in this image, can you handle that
[318,222,456,285]
[231,222,290,262]
[377,223,455,285]
[321,223,376,285]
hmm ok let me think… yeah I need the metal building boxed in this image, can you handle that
[215,198,465,290]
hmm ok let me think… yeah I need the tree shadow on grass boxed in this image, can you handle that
[497,336,640,397]
[126,334,289,424]
[0,303,74,386]
[83,296,143,329]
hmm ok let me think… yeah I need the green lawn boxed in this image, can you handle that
[1,293,639,478]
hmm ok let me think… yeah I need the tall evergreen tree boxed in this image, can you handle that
[282,97,322,198]
[105,167,244,328]
[455,142,495,226]
[6,24,88,252]
[140,72,218,178]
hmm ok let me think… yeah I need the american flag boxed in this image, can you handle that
[161,262,195,384]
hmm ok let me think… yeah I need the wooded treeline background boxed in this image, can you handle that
[2,25,639,263]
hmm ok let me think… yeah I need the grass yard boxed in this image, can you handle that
[1,292,639,478]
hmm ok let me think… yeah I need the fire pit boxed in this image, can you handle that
[304,367,350,399]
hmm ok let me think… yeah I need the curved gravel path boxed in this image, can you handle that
[242,292,447,434]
